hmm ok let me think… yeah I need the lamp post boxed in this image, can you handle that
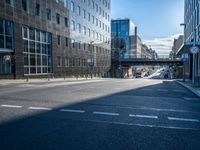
[180,23,186,82]
[88,41,94,79]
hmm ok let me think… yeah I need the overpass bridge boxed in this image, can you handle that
[120,58,183,66]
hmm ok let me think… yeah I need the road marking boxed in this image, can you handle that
[77,119,199,131]
[173,90,185,92]
[28,107,52,110]
[168,117,200,122]
[158,89,168,92]
[1,104,22,108]
[93,111,119,116]
[60,109,85,113]
[129,114,158,119]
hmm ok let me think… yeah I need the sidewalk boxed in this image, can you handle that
[176,79,200,97]
[0,77,102,86]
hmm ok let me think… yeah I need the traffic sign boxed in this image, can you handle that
[190,46,199,54]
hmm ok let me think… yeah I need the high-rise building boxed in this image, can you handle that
[177,0,200,83]
[111,19,139,59]
[0,0,111,79]
[67,0,111,78]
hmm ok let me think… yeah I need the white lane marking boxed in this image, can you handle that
[60,109,85,113]
[77,119,199,131]
[1,104,22,108]
[28,107,52,110]
[93,111,119,116]
[129,114,158,119]
[158,89,168,92]
[168,117,200,123]
[173,90,185,92]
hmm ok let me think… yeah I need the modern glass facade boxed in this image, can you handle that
[66,0,111,75]
[22,26,52,75]
[111,19,137,59]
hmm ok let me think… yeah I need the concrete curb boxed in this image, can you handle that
[175,80,200,97]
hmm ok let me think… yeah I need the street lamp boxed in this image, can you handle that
[88,41,94,79]
[180,23,186,82]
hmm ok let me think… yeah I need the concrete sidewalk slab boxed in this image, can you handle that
[175,80,200,97]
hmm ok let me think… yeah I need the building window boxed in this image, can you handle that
[83,9,86,18]
[77,6,81,15]
[71,20,75,31]
[71,1,75,12]
[57,56,62,67]
[64,0,67,8]
[77,23,81,33]
[65,17,68,27]
[83,26,86,35]
[0,19,14,50]
[5,0,13,5]
[47,8,51,20]
[22,0,28,12]
[65,37,69,47]
[88,13,90,21]
[56,13,60,24]
[65,58,69,67]
[57,35,60,45]
[35,3,40,16]
[23,26,52,75]
[71,39,75,48]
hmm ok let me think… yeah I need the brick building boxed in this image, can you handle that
[0,0,111,79]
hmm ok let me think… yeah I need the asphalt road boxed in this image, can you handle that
[0,79,200,150]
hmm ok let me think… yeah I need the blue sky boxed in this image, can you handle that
[111,0,184,57]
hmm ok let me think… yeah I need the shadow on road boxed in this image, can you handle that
[0,80,199,150]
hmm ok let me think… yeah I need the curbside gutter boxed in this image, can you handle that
[175,80,200,97]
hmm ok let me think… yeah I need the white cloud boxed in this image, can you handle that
[144,34,181,58]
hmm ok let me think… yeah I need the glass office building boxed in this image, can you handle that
[111,19,137,59]
[66,0,111,77]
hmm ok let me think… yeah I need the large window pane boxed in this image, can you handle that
[29,41,35,53]
[5,21,13,36]
[6,36,12,49]
[36,43,40,53]
[0,35,4,48]
[23,40,28,52]
[24,53,29,66]
[29,28,35,40]
[23,27,28,38]
[0,20,3,34]
[42,44,46,54]
[37,54,41,66]
[42,55,47,66]
[30,54,36,66]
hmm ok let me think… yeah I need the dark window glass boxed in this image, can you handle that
[23,40,28,52]
[57,35,60,45]
[36,30,40,41]
[65,17,68,27]
[65,37,69,47]
[0,20,3,34]
[42,43,46,54]
[6,36,12,49]
[56,13,60,24]
[29,41,35,53]
[36,3,40,16]
[37,55,41,66]
[42,55,47,66]
[22,0,28,12]
[36,43,40,53]
[5,21,12,36]
[30,54,36,66]
[23,27,28,38]
[0,35,4,48]
[47,9,51,20]
[24,53,29,66]
[29,28,35,40]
